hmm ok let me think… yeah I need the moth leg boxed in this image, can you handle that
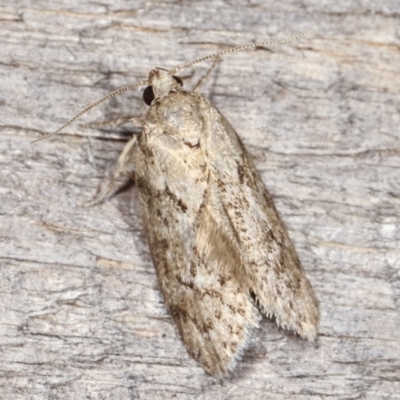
[193,56,220,92]
[82,134,138,207]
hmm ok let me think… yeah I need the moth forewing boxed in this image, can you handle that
[125,69,318,376]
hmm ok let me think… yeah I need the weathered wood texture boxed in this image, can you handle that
[1,0,399,399]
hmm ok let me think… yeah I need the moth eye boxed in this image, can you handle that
[143,86,154,106]
[173,76,183,86]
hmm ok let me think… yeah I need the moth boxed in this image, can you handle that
[36,31,319,377]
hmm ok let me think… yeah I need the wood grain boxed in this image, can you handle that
[1,1,399,399]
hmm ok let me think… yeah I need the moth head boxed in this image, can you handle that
[143,68,183,106]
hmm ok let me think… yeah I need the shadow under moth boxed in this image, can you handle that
[36,31,319,377]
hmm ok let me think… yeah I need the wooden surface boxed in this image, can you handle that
[1,1,400,399]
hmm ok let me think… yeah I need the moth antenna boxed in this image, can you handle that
[32,79,148,143]
[34,30,314,144]
[169,29,315,75]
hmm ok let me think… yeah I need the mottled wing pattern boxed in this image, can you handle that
[134,92,261,377]
[196,95,319,340]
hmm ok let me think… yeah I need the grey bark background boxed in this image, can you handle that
[1,0,399,399]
